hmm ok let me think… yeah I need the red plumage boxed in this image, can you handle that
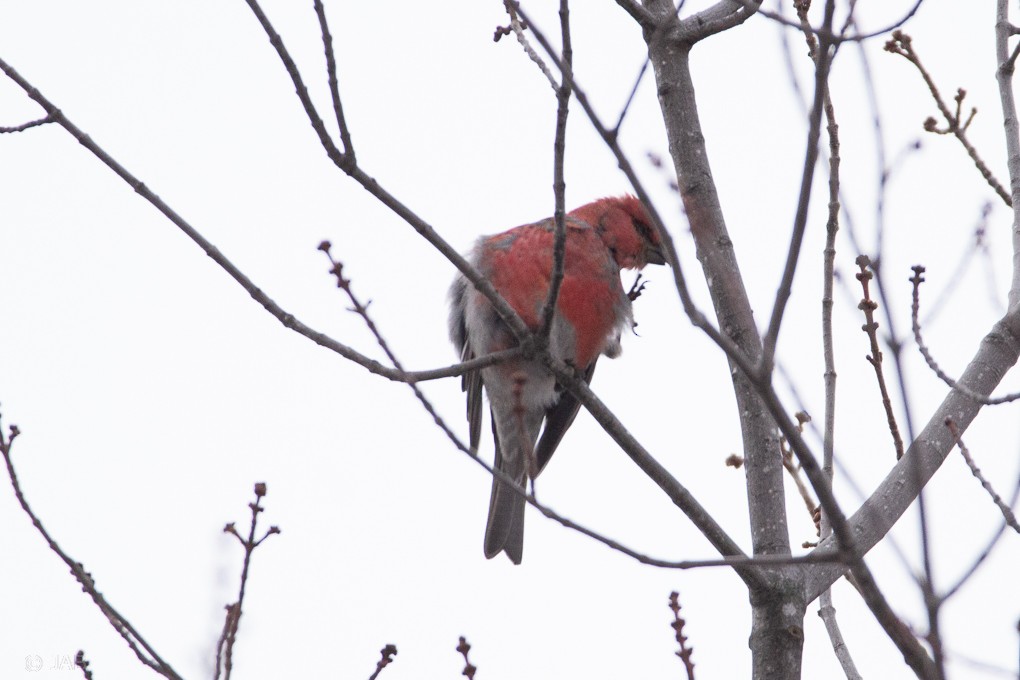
[449,195,665,564]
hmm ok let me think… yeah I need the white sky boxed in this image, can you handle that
[1,1,1018,679]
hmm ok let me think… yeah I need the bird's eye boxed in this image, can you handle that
[633,219,656,244]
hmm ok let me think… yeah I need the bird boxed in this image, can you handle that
[448,195,665,564]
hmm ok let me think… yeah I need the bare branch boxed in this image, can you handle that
[503,1,558,91]
[885,31,1011,207]
[996,0,1020,309]
[911,265,1020,404]
[0,114,52,133]
[855,256,906,457]
[238,0,539,353]
[669,592,697,680]
[74,651,94,680]
[538,0,573,341]
[737,0,924,44]
[312,0,355,167]
[215,483,280,680]
[806,311,1020,599]
[941,469,1020,601]
[676,0,762,42]
[761,0,838,376]
[817,593,863,680]
[456,637,476,680]
[615,0,657,28]
[367,644,398,680]
[945,419,1020,533]
[0,415,182,680]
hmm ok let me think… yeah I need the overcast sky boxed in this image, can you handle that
[1,1,1018,679]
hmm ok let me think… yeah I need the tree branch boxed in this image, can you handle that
[806,314,1020,600]
[995,0,1020,309]
[0,415,182,680]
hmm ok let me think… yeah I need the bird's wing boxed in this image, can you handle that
[533,361,597,475]
[461,344,484,454]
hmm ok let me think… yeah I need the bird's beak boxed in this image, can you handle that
[645,244,667,266]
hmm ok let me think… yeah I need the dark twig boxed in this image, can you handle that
[503,1,558,90]
[761,0,837,376]
[910,266,1020,404]
[780,411,820,530]
[318,243,482,461]
[0,115,52,133]
[945,419,1020,533]
[367,644,398,680]
[0,55,521,388]
[238,0,543,356]
[457,637,477,680]
[75,651,94,680]
[215,482,280,680]
[312,0,355,168]
[538,0,573,342]
[669,592,696,680]
[736,0,924,43]
[885,31,1011,207]
[941,466,1020,601]
[615,0,656,28]
[0,413,182,680]
[798,3,862,672]
[530,487,853,570]
[855,256,906,458]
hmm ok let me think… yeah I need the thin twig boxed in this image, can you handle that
[367,644,397,680]
[817,593,863,680]
[780,411,820,530]
[884,31,1011,207]
[798,2,862,672]
[945,419,1020,533]
[761,0,838,376]
[855,256,906,458]
[910,266,1020,404]
[538,0,573,341]
[0,114,52,133]
[312,0,355,168]
[0,56,525,387]
[503,1,558,91]
[0,414,182,680]
[996,0,1020,309]
[215,482,280,680]
[735,0,924,43]
[456,637,476,680]
[669,592,696,680]
[75,651,94,680]
[941,465,1020,601]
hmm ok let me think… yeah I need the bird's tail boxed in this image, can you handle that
[483,429,526,564]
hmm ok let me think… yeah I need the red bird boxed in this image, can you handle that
[449,195,665,564]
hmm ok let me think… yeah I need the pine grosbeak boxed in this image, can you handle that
[449,195,665,564]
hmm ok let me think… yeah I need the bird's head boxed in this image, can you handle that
[570,194,666,270]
